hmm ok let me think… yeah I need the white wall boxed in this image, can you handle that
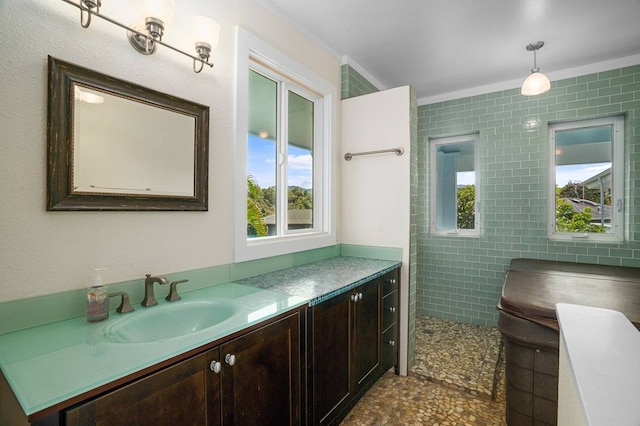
[341,86,412,374]
[0,0,340,302]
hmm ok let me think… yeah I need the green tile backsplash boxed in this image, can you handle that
[0,244,389,335]
[417,64,640,327]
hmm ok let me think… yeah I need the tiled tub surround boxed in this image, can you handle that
[417,64,640,327]
[0,255,399,420]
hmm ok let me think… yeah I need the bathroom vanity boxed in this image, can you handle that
[0,256,400,426]
[65,311,302,425]
[308,268,399,425]
[236,256,401,425]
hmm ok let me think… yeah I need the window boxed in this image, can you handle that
[429,134,480,236]
[247,68,318,237]
[235,27,335,262]
[549,116,624,242]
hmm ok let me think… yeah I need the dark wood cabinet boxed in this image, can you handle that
[380,270,399,373]
[351,279,381,390]
[220,312,300,425]
[308,267,400,425]
[309,291,351,425]
[66,350,219,426]
[66,312,301,426]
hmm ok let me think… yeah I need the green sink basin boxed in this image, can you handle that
[103,301,236,343]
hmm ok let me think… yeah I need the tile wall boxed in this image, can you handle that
[341,64,380,99]
[409,86,418,368]
[417,65,640,326]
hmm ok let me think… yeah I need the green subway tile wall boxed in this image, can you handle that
[341,64,380,99]
[409,86,418,369]
[417,64,640,326]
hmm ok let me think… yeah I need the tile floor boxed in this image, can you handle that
[341,315,506,425]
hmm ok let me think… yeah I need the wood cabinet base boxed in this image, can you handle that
[307,267,400,425]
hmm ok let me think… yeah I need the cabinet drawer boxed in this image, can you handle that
[381,325,398,371]
[382,290,398,331]
[382,270,399,295]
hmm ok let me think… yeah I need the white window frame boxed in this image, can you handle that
[429,133,480,237]
[548,116,624,242]
[234,27,336,262]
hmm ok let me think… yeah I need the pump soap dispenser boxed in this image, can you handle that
[86,268,109,322]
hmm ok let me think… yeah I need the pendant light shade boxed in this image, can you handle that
[521,41,550,96]
[521,71,551,96]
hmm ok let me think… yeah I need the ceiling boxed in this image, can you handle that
[258,0,640,103]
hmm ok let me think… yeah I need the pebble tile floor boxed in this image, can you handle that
[341,315,506,425]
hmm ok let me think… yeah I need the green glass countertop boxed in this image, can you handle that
[0,256,401,418]
[237,256,401,305]
[0,283,306,417]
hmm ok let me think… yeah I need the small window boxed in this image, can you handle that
[549,116,624,242]
[429,134,480,236]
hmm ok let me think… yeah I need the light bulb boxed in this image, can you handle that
[189,16,221,51]
[521,72,550,96]
[142,0,175,25]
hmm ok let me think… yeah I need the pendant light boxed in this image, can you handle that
[521,41,551,96]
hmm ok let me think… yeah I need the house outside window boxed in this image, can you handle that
[548,116,624,242]
[429,134,480,237]
[234,27,335,262]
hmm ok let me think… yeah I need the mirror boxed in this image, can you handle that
[47,56,209,211]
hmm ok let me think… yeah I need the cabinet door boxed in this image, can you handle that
[220,313,301,426]
[352,280,381,389]
[310,293,351,425]
[66,349,221,426]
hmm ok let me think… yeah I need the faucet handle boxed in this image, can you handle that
[166,279,189,302]
[109,292,135,314]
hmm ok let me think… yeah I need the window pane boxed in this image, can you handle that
[554,124,613,234]
[287,91,314,231]
[247,70,277,238]
[434,140,475,231]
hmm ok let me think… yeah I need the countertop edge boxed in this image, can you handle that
[308,263,401,306]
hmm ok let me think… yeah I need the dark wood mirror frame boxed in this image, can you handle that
[47,56,209,211]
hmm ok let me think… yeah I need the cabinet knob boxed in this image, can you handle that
[350,294,357,302]
[358,292,363,300]
[209,360,222,374]
[225,353,236,366]
[387,340,395,347]
[386,306,396,313]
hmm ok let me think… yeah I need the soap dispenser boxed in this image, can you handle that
[86,268,109,322]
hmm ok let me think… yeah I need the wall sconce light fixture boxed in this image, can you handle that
[62,0,220,74]
[521,41,551,96]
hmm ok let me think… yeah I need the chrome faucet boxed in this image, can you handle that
[141,274,167,307]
